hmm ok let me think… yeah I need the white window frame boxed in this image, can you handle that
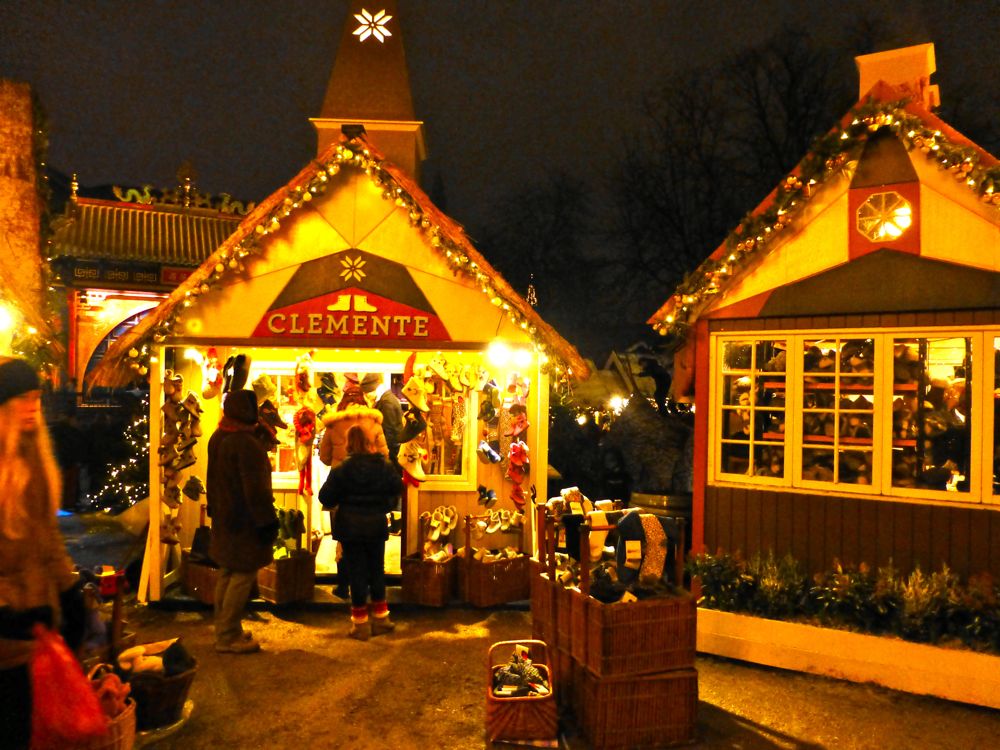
[709,328,999,507]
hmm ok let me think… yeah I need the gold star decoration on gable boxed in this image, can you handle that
[353,8,392,43]
[340,255,367,283]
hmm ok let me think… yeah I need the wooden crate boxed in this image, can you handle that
[578,592,697,678]
[257,551,315,605]
[486,640,558,743]
[459,553,530,607]
[576,668,698,749]
[400,554,457,607]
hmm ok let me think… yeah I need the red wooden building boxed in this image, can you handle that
[649,44,1000,579]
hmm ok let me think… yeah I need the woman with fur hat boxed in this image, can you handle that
[318,425,402,640]
[0,357,85,748]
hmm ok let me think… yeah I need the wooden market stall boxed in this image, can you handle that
[88,131,587,601]
[87,2,588,602]
[648,44,1000,580]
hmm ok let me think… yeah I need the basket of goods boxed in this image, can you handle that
[459,511,530,607]
[486,640,557,743]
[401,506,460,606]
[79,665,137,750]
[575,515,697,678]
[117,639,197,731]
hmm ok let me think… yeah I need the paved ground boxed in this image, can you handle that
[61,512,1000,749]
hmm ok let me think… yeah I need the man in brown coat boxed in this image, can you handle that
[207,390,278,653]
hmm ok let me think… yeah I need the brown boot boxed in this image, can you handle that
[348,620,370,641]
[371,616,396,636]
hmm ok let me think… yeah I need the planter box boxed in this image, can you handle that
[697,608,1000,710]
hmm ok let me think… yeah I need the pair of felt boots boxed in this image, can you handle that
[349,609,396,641]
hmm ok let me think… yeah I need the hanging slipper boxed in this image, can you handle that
[162,485,182,510]
[168,372,184,403]
[181,392,203,419]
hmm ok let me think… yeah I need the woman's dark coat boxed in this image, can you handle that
[318,453,402,541]
[207,391,278,572]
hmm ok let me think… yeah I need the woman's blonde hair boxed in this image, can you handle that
[0,399,61,539]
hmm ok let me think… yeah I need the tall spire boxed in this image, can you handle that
[312,1,427,180]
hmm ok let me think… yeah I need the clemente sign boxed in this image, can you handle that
[265,311,430,337]
[252,289,450,342]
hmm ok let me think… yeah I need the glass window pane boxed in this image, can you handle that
[891,336,971,492]
[800,338,875,487]
[717,338,786,478]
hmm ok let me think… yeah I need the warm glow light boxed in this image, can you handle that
[0,305,14,333]
[609,395,627,414]
[576,414,588,425]
[488,340,512,366]
[857,191,913,241]
[183,348,204,364]
[513,348,533,368]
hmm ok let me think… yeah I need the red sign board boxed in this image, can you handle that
[253,288,450,342]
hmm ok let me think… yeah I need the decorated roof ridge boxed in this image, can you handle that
[647,80,1000,341]
[87,134,589,389]
[69,195,251,218]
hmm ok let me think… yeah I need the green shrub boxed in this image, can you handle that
[899,566,956,642]
[687,551,1000,655]
[686,551,755,611]
[746,552,807,619]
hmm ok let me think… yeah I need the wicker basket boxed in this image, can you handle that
[574,521,696,677]
[554,583,582,653]
[529,569,556,645]
[257,550,315,605]
[485,640,558,743]
[551,644,576,711]
[460,553,530,607]
[400,554,457,607]
[580,593,697,677]
[128,663,197,731]
[76,699,136,750]
[575,668,698,749]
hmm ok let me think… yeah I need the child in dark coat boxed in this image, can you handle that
[318,426,403,640]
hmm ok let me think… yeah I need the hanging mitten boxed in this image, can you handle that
[201,347,223,399]
[294,350,315,404]
[293,406,316,496]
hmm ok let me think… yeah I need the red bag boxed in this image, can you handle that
[29,624,108,750]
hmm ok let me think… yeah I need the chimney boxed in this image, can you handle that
[855,43,940,110]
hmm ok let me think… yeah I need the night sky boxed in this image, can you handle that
[4,1,999,354]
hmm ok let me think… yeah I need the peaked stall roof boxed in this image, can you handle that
[647,80,1000,341]
[88,134,590,388]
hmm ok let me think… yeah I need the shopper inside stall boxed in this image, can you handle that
[319,425,403,641]
[0,357,86,749]
[207,390,279,654]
